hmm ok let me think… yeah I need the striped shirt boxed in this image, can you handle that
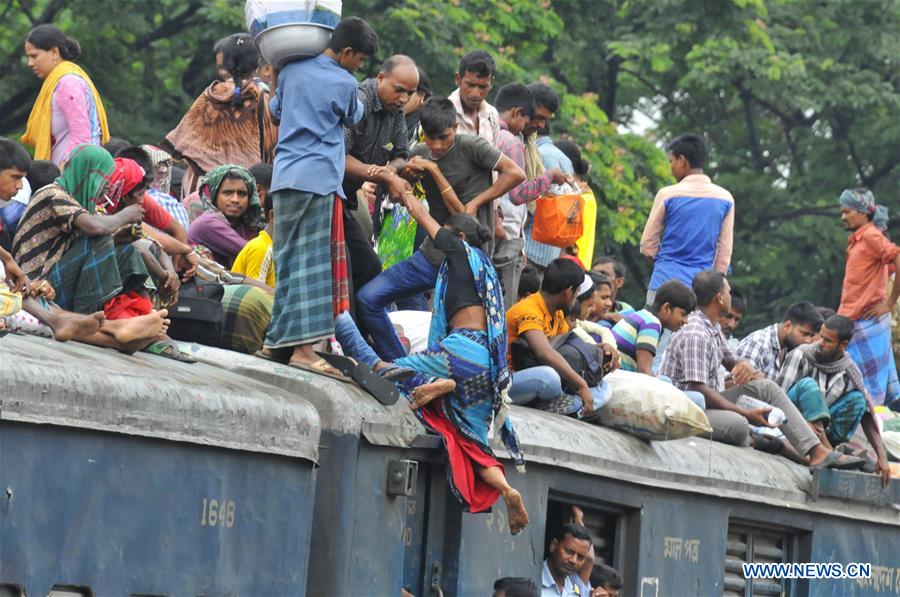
[11,184,86,279]
[611,308,663,372]
[496,122,554,240]
[659,310,738,390]
[147,188,190,230]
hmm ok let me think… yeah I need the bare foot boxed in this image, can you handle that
[409,378,456,410]
[287,344,342,376]
[503,488,529,535]
[809,421,833,450]
[103,309,167,344]
[50,311,103,342]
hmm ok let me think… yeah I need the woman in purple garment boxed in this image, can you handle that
[187,165,261,268]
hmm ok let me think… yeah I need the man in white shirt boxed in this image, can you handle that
[448,50,500,145]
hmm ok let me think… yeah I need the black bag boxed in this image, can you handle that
[510,332,605,393]
[166,280,225,346]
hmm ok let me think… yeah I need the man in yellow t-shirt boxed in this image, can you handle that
[232,193,275,288]
[506,258,606,414]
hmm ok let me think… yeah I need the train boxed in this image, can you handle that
[1,333,898,596]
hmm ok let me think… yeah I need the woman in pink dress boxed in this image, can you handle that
[21,24,109,166]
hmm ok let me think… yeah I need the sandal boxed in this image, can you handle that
[580,408,602,424]
[144,339,197,363]
[315,351,401,405]
[378,364,416,383]
[811,450,866,472]
[289,358,352,383]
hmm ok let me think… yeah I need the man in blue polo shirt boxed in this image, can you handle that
[541,524,593,596]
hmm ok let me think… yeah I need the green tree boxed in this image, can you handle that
[0,0,244,143]
[2,0,896,331]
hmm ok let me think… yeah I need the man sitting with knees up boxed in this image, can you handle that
[777,314,890,485]
[736,301,823,381]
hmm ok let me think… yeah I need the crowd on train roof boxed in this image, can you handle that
[0,17,898,594]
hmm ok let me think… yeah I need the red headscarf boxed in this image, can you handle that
[104,157,146,212]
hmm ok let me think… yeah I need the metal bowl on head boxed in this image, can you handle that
[256,22,333,68]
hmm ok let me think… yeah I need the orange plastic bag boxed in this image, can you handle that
[531,192,584,248]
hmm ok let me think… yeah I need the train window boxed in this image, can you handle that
[724,523,793,597]
[0,584,25,597]
[544,496,622,569]
[48,587,92,597]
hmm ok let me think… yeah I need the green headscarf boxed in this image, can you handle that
[199,164,261,226]
[55,144,115,213]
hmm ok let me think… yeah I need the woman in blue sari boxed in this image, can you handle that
[335,192,529,535]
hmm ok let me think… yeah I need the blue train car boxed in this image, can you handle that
[0,334,321,597]
[451,406,900,597]
[4,335,897,596]
[181,343,899,597]
[178,343,442,596]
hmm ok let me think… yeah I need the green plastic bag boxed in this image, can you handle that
[377,183,426,270]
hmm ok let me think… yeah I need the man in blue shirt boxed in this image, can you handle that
[261,18,377,374]
[541,523,593,596]
[640,133,734,307]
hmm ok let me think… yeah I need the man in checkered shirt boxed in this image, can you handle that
[735,302,823,380]
[660,270,863,469]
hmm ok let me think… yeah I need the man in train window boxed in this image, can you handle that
[541,523,593,596]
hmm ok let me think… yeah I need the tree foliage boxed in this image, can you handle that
[1,0,896,332]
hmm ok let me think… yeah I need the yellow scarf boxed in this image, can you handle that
[21,61,109,160]
[524,132,546,214]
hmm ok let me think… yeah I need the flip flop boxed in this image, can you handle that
[315,351,400,406]
[289,358,353,384]
[379,364,417,383]
[811,450,866,472]
[144,339,197,363]
[580,408,601,424]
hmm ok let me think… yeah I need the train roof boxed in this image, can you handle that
[1,334,321,463]
[179,342,900,526]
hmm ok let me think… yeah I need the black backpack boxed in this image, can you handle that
[510,332,605,392]
[165,280,225,346]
